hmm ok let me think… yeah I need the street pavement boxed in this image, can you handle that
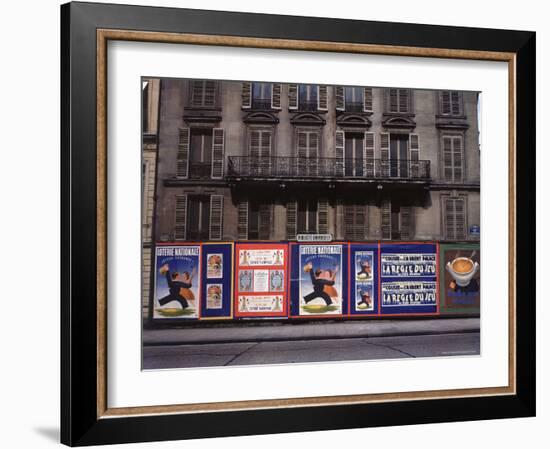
[142,332,480,369]
[142,318,480,369]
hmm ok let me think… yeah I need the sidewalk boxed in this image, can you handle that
[143,318,480,346]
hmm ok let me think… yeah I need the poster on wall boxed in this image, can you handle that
[200,243,234,319]
[380,243,438,315]
[350,244,379,315]
[153,244,201,319]
[290,244,348,317]
[234,243,288,317]
[440,243,480,314]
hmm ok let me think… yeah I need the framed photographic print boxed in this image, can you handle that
[61,1,536,446]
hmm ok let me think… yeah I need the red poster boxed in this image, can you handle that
[234,243,289,317]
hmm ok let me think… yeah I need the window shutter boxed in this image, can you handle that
[451,91,461,115]
[380,133,390,177]
[237,200,249,240]
[381,200,391,240]
[211,128,225,179]
[209,195,224,240]
[249,130,260,158]
[440,91,451,115]
[399,89,410,113]
[443,136,453,181]
[344,204,367,240]
[317,85,328,111]
[452,136,463,182]
[400,206,414,240]
[176,128,190,178]
[204,80,217,107]
[286,201,298,240]
[318,199,329,234]
[259,204,272,240]
[364,132,375,177]
[444,197,466,240]
[335,130,345,176]
[174,195,187,240]
[242,82,252,109]
[409,134,419,178]
[363,87,373,112]
[335,86,345,111]
[297,130,308,158]
[271,83,282,110]
[388,89,398,113]
[288,84,298,110]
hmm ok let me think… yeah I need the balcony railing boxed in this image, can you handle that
[188,162,212,179]
[296,100,319,111]
[344,101,364,113]
[227,156,430,180]
[251,98,272,109]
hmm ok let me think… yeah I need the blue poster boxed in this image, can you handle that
[290,244,348,317]
[380,243,438,314]
[154,245,201,319]
[200,243,233,318]
[350,244,379,315]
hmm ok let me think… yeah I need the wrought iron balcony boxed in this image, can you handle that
[188,162,212,179]
[251,98,273,110]
[343,101,365,113]
[296,100,319,111]
[227,156,430,181]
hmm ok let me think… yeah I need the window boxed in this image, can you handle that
[335,86,372,112]
[344,132,364,177]
[174,194,224,241]
[296,129,320,176]
[242,82,281,110]
[442,134,464,182]
[238,200,272,240]
[344,87,364,112]
[439,91,463,116]
[443,196,466,240]
[289,84,327,111]
[286,199,329,239]
[189,80,217,107]
[189,129,212,178]
[248,128,272,175]
[298,84,318,110]
[343,204,368,240]
[387,88,411,113]
[380,201,414,240]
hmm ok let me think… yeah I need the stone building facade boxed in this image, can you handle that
[150,79,480,247]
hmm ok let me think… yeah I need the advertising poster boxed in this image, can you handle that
[153,244,201,319]
[380,243,438,315]
[290,243,348,317]
[350,244,379,315]
[200,243,234,319]
[440,243,480,315]
[234,243,288,317]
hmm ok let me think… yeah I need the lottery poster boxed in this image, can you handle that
[290,243,348,317]
[153,244,201,319]
[350,244,379,315]
[234,243,289,317]
[200,243,234,319]
[439,243,480,315]
[380,243,438,315]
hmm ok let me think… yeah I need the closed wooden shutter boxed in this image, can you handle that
[381,200,392,240]
[451,91,461,115]
[388,89,410,113]
[259,204,272,240]
[344,204,367,240]
[440,91,451,115]
[174,195,187,240]
[237,200,249,240]
[380,133,390,177]
[399,89,410,113]
[318,85,328,111]
[409,134,419,178]
[388,89,398,113]
[286,201,298,239]
[318,199,329,234]
[335,130,345,176]
[271,83,282,109]
[242,82,252,109]
[335,86,345,111]
[442,135,463,182]
[400,206,415,240]
[176,128,190,178]
[211,128,224,179]
[363,87,373,112]
[444,197,466,240]
[204,80,217,107]
[209,195,224,240]
[364,132,375,177]
[288,84,298,110]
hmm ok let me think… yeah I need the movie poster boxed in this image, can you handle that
[440,243,480,314]
[297,244,344,316]
[154,245,201,319]
[234,243,288,317]
[200,243,233,319]
[380,243,438,314]
[350,244,378,314]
